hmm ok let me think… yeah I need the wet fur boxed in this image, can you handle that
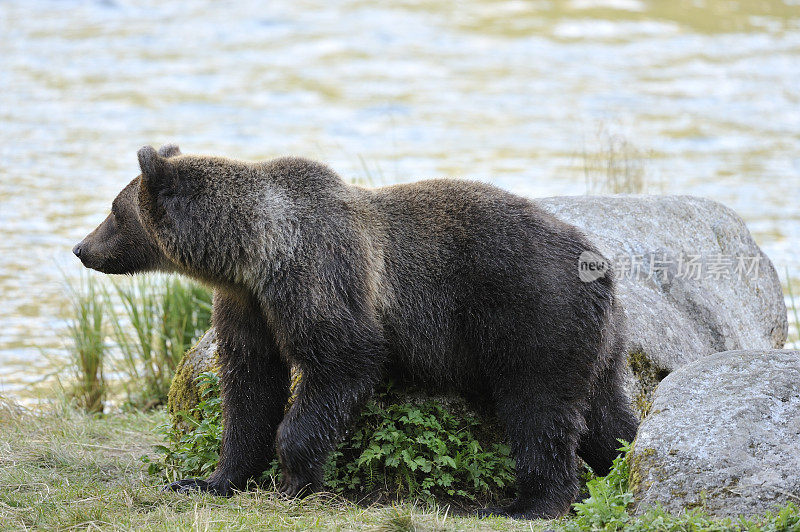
[74,145,638,519]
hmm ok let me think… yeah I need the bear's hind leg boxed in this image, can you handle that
[577,353,638,477]
[478,388,584,520]
[165,291,291,496]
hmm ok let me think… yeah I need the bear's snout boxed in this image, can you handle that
[72,240,95,269]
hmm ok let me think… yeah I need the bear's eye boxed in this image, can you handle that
[110,206,122,223]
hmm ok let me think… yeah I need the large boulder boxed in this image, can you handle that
[537,195,787,414]
[630,349,800,517]
[169,196,788,418]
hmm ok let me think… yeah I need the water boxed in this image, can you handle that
[1,0,799,400]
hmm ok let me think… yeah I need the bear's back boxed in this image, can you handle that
[368,178,589,277]
[362,178,611,388]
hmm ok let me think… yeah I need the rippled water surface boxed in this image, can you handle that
[1,0,799,399]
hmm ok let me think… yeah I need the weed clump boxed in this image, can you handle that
[148,372,516,508]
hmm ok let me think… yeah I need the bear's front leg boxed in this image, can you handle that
[275,371,377,497]
[274,327,385,498]
[164,291,291,496]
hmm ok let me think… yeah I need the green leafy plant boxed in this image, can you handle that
[151,375,515,505]
[145,371,222,481]
[759,502,800,532]
[322,394,515,503]
[570,440,634,531]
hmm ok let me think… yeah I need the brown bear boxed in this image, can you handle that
[73,144,638,519]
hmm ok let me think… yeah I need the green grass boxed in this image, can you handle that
[0,399,550,531]
[65,272,107,413]
[569,442,634,531]
[107,275,212,409]
[63,272,212,412]
[1,399,798,530]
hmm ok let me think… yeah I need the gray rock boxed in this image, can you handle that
[537,196,787,414]
[167,328,219,430]
[630,349,800,517]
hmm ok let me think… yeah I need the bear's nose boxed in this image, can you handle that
[72,243,83,258]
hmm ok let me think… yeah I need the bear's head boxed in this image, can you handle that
[72,144,183,275]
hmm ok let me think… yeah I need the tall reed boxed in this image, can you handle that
[64,272,212,411]
[65,273,107,413]
[107,275,212,408]
[159,276,213,370]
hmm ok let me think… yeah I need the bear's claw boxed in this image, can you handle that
[277,475,313,498]
[163,478,212,494]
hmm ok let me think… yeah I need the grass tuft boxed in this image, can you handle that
[583,128,652,195]
[107,275,212,409]
[379,504,419,532]
[65,272,107,413]
[63,272,212,412]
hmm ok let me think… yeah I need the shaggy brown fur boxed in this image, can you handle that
[74,145,637,519]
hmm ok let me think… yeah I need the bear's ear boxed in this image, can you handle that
[158,144,181,158]
[138,145,173,193]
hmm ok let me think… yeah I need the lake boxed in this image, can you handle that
[1,0,798,401]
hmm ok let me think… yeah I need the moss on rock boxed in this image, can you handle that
[628,444,656,495]
[167,329,220,433]
[627,350,669,418]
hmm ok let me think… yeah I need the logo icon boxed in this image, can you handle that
[578,250,609,282]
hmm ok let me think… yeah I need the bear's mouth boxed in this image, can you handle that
[80,257,130,275]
